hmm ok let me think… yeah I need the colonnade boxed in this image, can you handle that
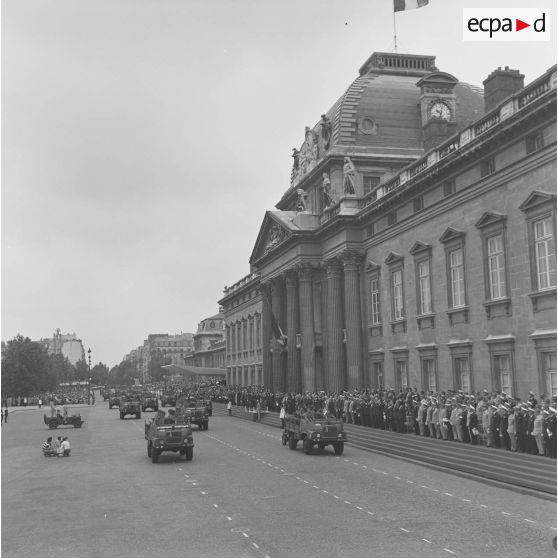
[261,253,365,394]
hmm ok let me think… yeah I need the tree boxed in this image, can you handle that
[1,335,51,396]
[91,363,109,386]
[109,361,138,386]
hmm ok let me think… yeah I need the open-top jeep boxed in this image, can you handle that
[144,412,194,463]
[119,395,141,419]
[141,392,159,412]
[108,391,122,409]
[178,397,209,430]
[43,412,84,429]
[282,411,346,455]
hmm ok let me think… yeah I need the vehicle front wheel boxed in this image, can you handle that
[147,442,152,457]
[151,449,159,463]
[185,447,193,461]
[288,433,297,450]
[49,421,58,430]
[120,413,124,420]
[334,442,344,455]
[303,438,313,455]
[74,421,82,428]
[136,412,141,419]
[281,432,288,446]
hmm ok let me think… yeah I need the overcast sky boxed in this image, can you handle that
[2,0,556,368]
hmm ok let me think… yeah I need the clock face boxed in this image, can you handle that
[429,102,451,121]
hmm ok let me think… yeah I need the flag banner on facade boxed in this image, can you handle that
[271,312,287,348]
[394,0,429,12]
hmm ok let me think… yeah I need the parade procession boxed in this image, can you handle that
[2,1,556,557]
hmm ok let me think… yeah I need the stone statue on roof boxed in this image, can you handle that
[343,157,357,195]
[296,189,308,213]
[320,114,332,149]
[321,173,336,208]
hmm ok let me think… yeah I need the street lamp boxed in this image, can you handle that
[87,348,92,405]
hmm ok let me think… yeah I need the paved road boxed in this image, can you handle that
[218,404,557,497]
[2,400,556,558]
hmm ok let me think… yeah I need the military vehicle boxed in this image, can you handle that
[282,411,346,455]
[141,392,159,412]
[161,392,177,407]
[144,412,194,463]
[43,412,84,429]
[119,395,141,419]
[178,397,209,430]
[108,391,122,409]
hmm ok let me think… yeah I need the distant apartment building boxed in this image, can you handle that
[39,329,85,366]
[125,332,194,383]
[184,313,226,369]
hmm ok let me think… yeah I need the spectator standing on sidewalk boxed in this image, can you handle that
[3,408,8,423]
[227,400,232,416]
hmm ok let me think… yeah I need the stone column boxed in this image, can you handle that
[261,284,273,389]
[325,259,345,392]
[285,270,301,393]
[343,252,364,389]
[298,264,316,393]
[271,277,286,393]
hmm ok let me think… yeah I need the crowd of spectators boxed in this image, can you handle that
[3,387,91,408]
[193,383,557,459]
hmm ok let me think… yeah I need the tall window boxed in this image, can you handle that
[543,352,557,397]
[449,248,465,308]
[534,217,556,290]
[396,360,408,390]
[455,357,471,392]
[256,315,261,348]
[392,270,404,319]
[418,260,432,314]
[487,234,506,300]
[370,277,381,324]
[494,354,512,395]
[480,157,495,178]
[526,130,543,154]
[422,359,436,392]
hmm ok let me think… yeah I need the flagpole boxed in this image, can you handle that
[393,10,398,52]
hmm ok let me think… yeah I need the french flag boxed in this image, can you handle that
[394,0,429,12]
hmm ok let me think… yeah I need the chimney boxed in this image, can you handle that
[483,66,525,112]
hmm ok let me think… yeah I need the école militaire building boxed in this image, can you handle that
[227,51,556,399]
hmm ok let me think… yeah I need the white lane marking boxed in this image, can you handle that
[462,499,471,502]
[362,465,367,469]
[213,504,219,508]
[443,493,453,497]
[395,476,401,480]
[201,491,207,495]
[333,495,339,499]
[422,539,431,544]
[313,485,319,489]
[502,512,511,516]
[407,481,415,484]
[357,507,363,510]
[242,533,249,538]
[444,549,455,555]
[524,519,535,523]
[420,485,429,489]
[226,516,232,521]
[480,504,488,508]
[322,490,329,494]
[400,528,410,533]
[367,512,374,515]
[253,543,259,549]
[344,501,351,505]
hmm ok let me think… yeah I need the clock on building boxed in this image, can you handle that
[429,101,451,121]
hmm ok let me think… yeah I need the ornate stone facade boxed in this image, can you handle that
[245,52,556,398]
